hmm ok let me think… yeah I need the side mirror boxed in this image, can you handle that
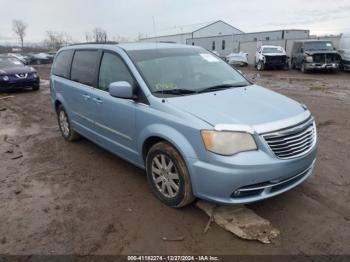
[108,81,136,99]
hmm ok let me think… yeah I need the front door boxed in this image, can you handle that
[91,51,138,163]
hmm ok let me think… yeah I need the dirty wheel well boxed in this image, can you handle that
[54,100,62,112]
[142,137,168,162]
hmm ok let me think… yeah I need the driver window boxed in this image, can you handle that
[98,52,135,91]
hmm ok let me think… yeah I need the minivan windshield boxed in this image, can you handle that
[304,41,334,51]
[128,48,250,95]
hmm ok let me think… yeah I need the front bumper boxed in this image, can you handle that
[305,62,339,70]
[0,78,40,89]
[187,143,317,204]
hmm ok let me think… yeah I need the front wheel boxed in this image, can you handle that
[301,62,308,73]
[146,142,195,208]
[283,63,290,70]
[257,61,264,71]
[291,59,296,69]
[32,85,40,91]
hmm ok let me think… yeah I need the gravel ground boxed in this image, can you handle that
[0,65,349,255]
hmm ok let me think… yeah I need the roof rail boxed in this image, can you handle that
[68,41,119,46]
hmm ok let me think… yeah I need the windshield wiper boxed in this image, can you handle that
[153,89,197,95]
[198,84,248,93]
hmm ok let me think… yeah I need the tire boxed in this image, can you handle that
[146,142,195,208]
[56,105,80,142]
[283,63,290,70]
[301,62,308,73]
[257,61,264,71]
[32,85,40,91]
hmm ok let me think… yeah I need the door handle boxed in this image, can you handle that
[82,94,91,100]
[93,97,103,104]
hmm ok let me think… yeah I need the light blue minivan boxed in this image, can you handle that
[50,43,318,207]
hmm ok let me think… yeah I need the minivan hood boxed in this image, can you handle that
[167,85,306,132]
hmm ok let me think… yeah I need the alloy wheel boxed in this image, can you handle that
[151,154,180,198]
[59,110,70,137]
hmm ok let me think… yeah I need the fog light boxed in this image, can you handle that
[233,191,241,197]
[33,73,38,78]
[3,76,9,81]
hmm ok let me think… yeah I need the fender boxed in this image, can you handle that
[52,92,71,117]
[137,124,198,166]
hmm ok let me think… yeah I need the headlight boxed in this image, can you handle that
[32,73,38,78]
[201,130,257,156]
[2,76,9,81]
[305,56,313,63]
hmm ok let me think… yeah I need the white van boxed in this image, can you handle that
[339,33,350,71]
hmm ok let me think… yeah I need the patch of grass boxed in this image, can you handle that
[309,85,329,91]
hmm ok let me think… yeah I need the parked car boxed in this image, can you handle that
[46,51,57,63]
[339,33,350,71]
[226,52,248,67]
[291,40,340,73]
[0,55,40,91]
[27,53,51,65]
[255,45,289,70]
[7,53,30,65]
[51,43,318,207]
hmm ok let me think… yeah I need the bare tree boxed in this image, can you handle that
[92,28,108,43]
[110,35,132,43]
[85,32,92,42]
[12,20,27,49]
[44,31,72,50]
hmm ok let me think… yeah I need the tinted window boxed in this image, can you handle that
[52,50,73,78]
[212,41,216,50]
[128,48,250,93]
[98,52,135,91]
[304,41,334,51]
[222,40,225,50]
[71,50,98,86]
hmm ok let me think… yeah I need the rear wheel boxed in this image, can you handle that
[56,105,80,141]
[146,142,195,208]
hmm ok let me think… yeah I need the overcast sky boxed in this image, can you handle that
[1,0,349,44]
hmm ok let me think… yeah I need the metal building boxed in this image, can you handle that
[139,20,243,44]
[189,29,310,64]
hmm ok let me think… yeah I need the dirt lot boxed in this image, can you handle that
[0,65,349,255]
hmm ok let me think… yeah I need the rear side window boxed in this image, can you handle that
[52,50,73,78]
[71,50,98,86]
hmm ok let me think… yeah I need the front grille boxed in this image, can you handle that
[313,54,339,63]
[265,55,286,64]
[263,118,316,159]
